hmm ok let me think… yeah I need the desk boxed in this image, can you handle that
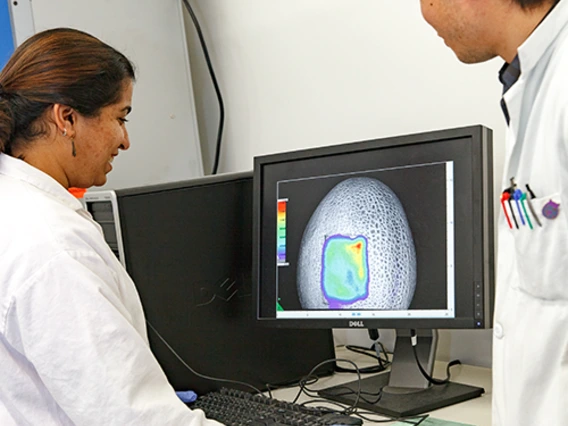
[269,347,492,425]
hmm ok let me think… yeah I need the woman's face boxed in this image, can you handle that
[69,80,133,188]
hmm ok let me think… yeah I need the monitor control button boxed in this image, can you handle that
[494,322,504,339]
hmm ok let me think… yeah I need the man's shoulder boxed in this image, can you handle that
[549,25,568,69]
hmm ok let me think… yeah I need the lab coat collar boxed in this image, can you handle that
[0,153,85,212]
[517,0,568,74]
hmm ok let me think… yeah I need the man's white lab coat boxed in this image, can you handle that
[493,1,568,424]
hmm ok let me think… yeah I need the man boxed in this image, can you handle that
[420,0,568,425]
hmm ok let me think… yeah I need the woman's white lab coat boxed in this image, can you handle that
[0,153,220,425]
[492,1,568,425]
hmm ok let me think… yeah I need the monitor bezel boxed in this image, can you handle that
[253,125,494,330]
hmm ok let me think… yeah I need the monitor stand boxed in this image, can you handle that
[318,329,484,418]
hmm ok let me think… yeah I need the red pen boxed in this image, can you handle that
[501,191,513,229]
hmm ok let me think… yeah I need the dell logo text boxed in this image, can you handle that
[349,321,365,328]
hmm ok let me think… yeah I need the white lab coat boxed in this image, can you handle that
[492,1,568,425]
[0,153,221,425]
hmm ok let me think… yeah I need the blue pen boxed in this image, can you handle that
[513,189,526,226]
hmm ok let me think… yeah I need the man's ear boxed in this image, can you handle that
[51,104,77,137]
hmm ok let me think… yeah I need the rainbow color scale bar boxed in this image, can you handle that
[277,199,289,266]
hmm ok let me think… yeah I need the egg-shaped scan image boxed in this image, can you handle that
[297,177,417,310]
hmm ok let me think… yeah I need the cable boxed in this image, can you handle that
[181,0,225,175]
[334,342,390,374]
[409,329,461,386]
[149,321,364,420]
[148,321,432,424]
[149,319,426,422]
[355,411,430,425]
[335,364,385,374]
[264,374,322,398]
[345,343,390,362]
[368,329,386,371]
[291,358,363,416]
[146,321,262,394]
[303,384,431,425]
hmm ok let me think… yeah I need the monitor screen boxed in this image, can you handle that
[254,125,494,330]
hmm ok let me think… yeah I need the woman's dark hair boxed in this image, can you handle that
[0,27,135,154]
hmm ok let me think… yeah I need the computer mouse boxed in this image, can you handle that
[320,413,363,425]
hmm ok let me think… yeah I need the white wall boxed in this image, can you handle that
[30,0,203,190]
[184,1,505,368]
[8,0,35,46]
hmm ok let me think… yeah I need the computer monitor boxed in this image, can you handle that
[84,172,336,396]
[253,125,494,417]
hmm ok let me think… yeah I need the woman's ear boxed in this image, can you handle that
[51,104,76,137]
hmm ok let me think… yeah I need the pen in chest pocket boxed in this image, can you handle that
[525,184,543,227]
[501,191,513,229]
[506,189,519,229]
[513,189,526,226]
[501,178,543,230]
[516,189,533,229]
[506,178,519,228]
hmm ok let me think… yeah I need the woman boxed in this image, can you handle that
[0,28,220,425]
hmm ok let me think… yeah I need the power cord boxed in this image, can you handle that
[368,328,387,371]
[291,358,362,411]
[146,320,262,394]
[409,329,461,385]
[335,344,390,374]
[335,329,390,374]
[148,319,361,416]
[148,320,431,422]
[181,0,225,175]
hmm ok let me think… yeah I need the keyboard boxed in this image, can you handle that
[189,388,363,426]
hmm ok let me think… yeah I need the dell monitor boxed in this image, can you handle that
[253,125,494,417]
[84,172,336,396]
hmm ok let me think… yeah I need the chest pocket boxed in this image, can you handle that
[512,192,568,301]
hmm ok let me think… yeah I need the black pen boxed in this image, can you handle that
[525,184,542,227]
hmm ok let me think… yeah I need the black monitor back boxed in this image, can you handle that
[112,172,335,394]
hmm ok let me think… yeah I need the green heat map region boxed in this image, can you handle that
[322,235,370,308]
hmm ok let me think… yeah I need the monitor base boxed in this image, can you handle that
[318,372,484,418]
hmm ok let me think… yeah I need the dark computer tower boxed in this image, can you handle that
[84,172,336,395]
